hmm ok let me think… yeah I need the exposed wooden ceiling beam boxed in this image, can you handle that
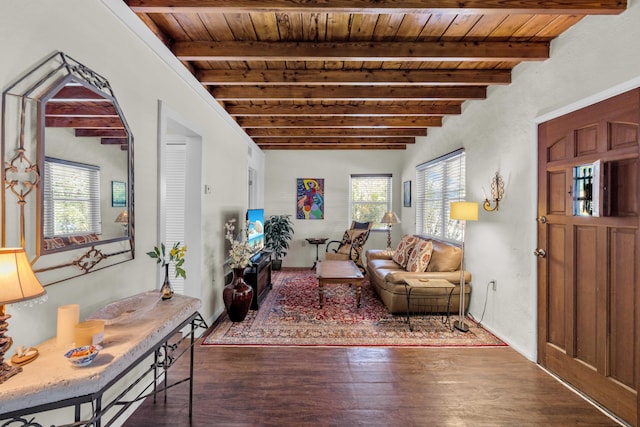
[258,143,407,150]
[45,102,118,116]
[76,129,128,137]
[45,117,125,128]
[101,138,128,145]
[127,0,626,15]
[254,137,415,144]
[226,103,461,116]
[238,116,442,128]
[213,86,486,101]
[247,128,426,137]
[174,41,549,62]
[126,0,627,151]
[51,86,108,100]
[197,69,512,86]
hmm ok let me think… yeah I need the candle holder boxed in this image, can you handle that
[483,171,505,212]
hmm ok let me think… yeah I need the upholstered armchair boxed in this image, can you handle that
[325,221,373,271]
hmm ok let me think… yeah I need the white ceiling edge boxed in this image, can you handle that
[98,0,262,153]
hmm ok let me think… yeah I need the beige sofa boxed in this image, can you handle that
[365,236,471,314]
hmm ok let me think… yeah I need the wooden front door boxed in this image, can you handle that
[537,89,640,426]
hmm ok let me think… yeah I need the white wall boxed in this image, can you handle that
[264,150,405,267]
[0,0,262,353]
[399,0,640,359]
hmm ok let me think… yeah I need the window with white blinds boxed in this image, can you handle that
[165,143,187,294]
[415,149,466,242]
[350,174,392,230]
[43,157,101,237]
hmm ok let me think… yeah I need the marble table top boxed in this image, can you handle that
[0,291,201,417]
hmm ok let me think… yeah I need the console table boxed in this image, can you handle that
[244,249,273,310]
[0,292,207,427]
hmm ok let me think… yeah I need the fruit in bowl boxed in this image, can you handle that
[64,345,101,367]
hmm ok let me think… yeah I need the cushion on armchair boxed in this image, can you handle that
[336,229,368,255]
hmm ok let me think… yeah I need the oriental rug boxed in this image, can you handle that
[202,268,506,347]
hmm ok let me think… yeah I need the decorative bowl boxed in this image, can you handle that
[64,345,101,367]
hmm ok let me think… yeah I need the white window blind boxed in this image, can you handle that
[415,149,466,242]
[350,174,392,230]
[165,143,187,294]
[43,157,101,237]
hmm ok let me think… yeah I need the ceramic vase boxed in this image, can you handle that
[161,264,174,300]
[223,267,253,322]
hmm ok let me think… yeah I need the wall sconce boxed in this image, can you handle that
[482,171,505,212]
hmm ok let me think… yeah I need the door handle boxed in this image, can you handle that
[538,216,547,224]
[533,248,547,258]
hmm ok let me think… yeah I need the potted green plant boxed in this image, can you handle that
[264,214,294,270]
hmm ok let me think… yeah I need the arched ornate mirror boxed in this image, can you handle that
[2,52,134,285]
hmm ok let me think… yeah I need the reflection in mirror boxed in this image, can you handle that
[2,52,134,285]
[41,81,130,254]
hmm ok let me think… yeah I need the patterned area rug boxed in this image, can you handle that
[202,269,506,347]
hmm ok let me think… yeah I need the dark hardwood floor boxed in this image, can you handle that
[123,342,622,427]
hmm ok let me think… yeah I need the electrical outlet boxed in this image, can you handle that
[490,280,497,291]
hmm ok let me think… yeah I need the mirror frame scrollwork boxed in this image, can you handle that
[1,52,135,285]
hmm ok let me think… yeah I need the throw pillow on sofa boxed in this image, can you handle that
[406,239,433,272]
[392,234,419,268]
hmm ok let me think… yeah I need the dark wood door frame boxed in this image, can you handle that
[537,88,640,426]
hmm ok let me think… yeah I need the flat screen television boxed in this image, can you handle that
[246,208,265,254]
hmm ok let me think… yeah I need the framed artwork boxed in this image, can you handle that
[296,178,324,220]
[403,180,411,207]
[111,180,127,207]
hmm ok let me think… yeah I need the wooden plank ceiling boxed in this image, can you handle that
[125,0,626,150]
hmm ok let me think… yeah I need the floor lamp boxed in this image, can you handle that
[450,202,478,332]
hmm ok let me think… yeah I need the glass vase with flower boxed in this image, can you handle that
[146,242,187,300]
[223,219,254,322]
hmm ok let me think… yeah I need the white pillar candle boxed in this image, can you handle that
[57,304,80,347]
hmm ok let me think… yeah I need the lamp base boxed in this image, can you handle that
[1,310,23,383]
[454,319,469,333]
[0,362,21,384]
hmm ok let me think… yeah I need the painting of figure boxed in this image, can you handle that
[296,178,324,220]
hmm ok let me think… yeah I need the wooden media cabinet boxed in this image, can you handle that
[244,249,273,310]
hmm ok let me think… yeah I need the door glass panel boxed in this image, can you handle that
[573,161,600,217]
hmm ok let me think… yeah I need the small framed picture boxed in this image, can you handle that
[403,181,411,207]
[112,181,127,207]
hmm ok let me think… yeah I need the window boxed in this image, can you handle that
[350,174,392,230]
[415,149,466,242]
[43,157,101,237]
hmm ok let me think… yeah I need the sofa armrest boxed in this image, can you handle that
[385,270,472,285]
[365,249,393,261]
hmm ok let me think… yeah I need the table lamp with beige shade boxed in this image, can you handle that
[0,247,46,383]
[380,211,400,250]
